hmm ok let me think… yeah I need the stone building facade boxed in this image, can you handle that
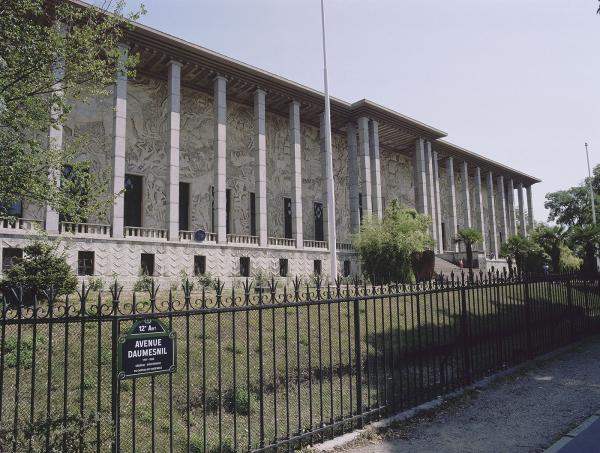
[0,20,539,286]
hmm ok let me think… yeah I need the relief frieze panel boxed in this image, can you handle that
[126,76,168,229]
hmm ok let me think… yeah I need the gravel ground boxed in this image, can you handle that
[338,337,600,453]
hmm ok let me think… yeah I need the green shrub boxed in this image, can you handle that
[196,272,216,290]
[1,237,77,302]
[87,276,104,291]
[133,274,154,293]
[560,245,582,273]
[353,200,433,283]
[223,387,257,415]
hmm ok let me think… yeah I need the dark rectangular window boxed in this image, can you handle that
[210,185,215,233]
[140,253,155,276]
[313,260,322,276]
[226,188,232,234]
[314,202,324,242]
[210,187,232,234]
[359,193,363,223]
[179,182,190,231]
[240,257,250,277]
[124,174,143,227]
[279,258,289,277]
[284,197,292,239]
[343,260,351,277]
[2,200,23,218]
[250,192,256,236]
[194,255,206,275]
[2,248,22,271]
[77,251,95,276]
[441,222,447,251]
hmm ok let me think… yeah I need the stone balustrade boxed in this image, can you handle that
[336,242,353,251]
[1,218,43,232]
[179,230,217,243]
[304,240,328,249]
[227,234,258,245]
[60,222,111,236]
[124,226,168,240]
[267,237,296,247]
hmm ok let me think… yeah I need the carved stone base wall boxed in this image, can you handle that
[0,234,358,289]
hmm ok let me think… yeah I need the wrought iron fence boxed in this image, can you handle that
[0,272,599,452]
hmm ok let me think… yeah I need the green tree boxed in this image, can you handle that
[352,200,433,283]
[532,225,569,273]
[456,228,483,277]
[570,225,600,276]
[544,164,600,226]
[0,0,143,222]
[501,235,549,274]
[1,235,78,301]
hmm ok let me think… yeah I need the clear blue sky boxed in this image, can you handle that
[123,0,600,223]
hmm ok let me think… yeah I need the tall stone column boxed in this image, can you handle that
[111,44,128,238]
[254,89,267,246]
[347,122,360,234]
[518,183,526,236]
[507,178,517,237]
[474,167,487,254]
[357,117,372,217]
[496,175,508,245]
[446,156,458,252]
[487,172,499,257]
[45,61,65,234]
[413,138,428,215]
[289,100,303,248]
[526,185,534,231]
[433,151,443,251]
[320,114,329,242]
[213,76,227,244]
[319,113,337,251]
[461,161,472,228]
[369,120,383,219]
[167,61,182,241]
[424,142,438,251]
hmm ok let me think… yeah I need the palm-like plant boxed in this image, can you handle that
[570,225,600,275]
[534,225,568,272]
[456,228,483,278]
[501,235,548,274]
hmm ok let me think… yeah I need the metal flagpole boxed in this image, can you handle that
[586,142,597,225]
[320,0,337,279]
[585,142,600,271]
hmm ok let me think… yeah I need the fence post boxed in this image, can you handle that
[523,276,533,358]
[110,282,121,453]
[353,279,363,427]
[567,278,575,341]
[459,277,471,384]
[584,279,590,333]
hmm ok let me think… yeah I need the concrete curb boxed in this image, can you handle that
[544,414,600,453]
[312,341,581,452]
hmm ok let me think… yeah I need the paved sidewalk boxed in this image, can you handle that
[338,337,600,453]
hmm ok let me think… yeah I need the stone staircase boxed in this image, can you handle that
[434,255,462,277]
